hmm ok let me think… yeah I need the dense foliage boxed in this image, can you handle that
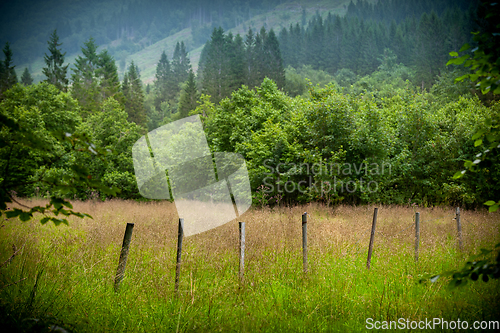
[279,0,476,88]
[1,0,499,218]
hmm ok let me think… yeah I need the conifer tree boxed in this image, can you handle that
[228,33,246,92]
[263,29,285,88]
[71,37,101,114]
[20,68,33,86]
[415,11,446,88]
[178,69,198,118]
[153,51,173,111]
[71,37,122,114]
[97,49,121,102]
[201,27,229,104]
[172,41,191,90]
[42,29,69,91]
[244,28,257,87]
[0,42,18,100]
[122,61,146,127]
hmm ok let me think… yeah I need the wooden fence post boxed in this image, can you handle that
[415,212,420,262]
[456,207,463,251]
[239,221,245,280]
[366,208,378,269]
[175,218,184,293]
[302,212,308,273]
[114,223,134,292]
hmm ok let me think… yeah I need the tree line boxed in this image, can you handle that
[279,0,477,88]
[0,0,498,210]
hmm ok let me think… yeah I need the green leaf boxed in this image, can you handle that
[453,170,466,179]
[474,139,483,147]
[485,201,497,206]
[5,209,21,218]
[489,204,499,213]
[459,43,471,52]
[19,212,32,222]
[472,130,486,140]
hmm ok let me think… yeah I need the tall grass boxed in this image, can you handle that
[1,199,499,332]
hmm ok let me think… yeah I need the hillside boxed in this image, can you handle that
[18,0,350,85]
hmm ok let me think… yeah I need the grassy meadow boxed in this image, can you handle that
[1,199,499,332]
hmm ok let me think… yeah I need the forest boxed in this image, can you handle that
[1,0,500,332]
[1,0,499,212]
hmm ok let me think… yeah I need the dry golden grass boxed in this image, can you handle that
[7,198,499,265]
[2,199,499,332]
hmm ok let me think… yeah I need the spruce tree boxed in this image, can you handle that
[201,27,229,104]
[42,29,69,91]
[71,37,101,114]
[228,33,246,92]
[178,69,198,119]
[0,42,18,100]
[97,49,121,102]
[20,68,33,86]
[71,37,122,114]
[123,61,146,127]
[154,51,172,109]
[171,41,191,91]
[244,28,257,87]
[263,29,285,89]
[414,11,446,88]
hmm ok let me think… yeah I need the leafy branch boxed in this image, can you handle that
[0,113,120,225]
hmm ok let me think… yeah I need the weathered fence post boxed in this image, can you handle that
[415,212,420,262]
[302,212,308,273]
[366,208,378,269]
[175,218,184,293]
[456,207,463,251]
[239,221,245,280]
[114,223,134,292]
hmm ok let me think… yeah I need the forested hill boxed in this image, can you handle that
[1,0,499,211]
[0,0,348,83]
[0,0,477,85]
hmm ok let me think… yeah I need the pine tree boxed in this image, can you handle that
[0,42,18,100]
[228,33,246,92]
[71,37,101,114]
[278,27,290,66]
[20,68,33,86]
[263,29,285,88]
[178,69,199,118]
[153,51,175,112]
[201,27,230,104]
[244,28,257,87]
[171,41,191,91]
[42,29,69,91]
[414,11,446,88]
[71,37,122,114]
[252,28,266,87]
[97,49,121,102]
[123,61,146,126]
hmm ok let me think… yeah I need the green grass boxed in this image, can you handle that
[1,200,499,332]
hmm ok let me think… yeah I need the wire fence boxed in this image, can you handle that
[111,207,478,290]
[335,209,468,267]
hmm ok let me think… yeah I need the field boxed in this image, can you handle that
[1,199,499,332]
